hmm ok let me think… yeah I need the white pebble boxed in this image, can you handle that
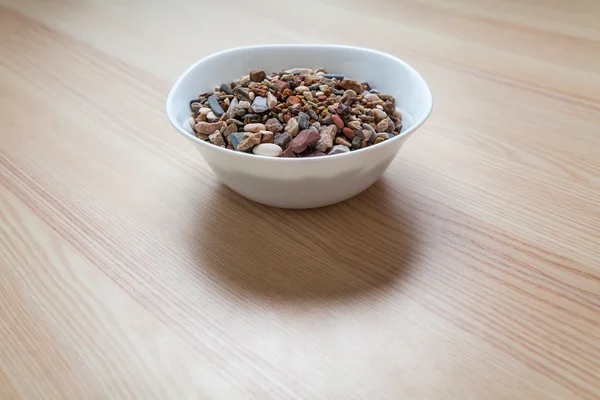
[249,92,255,101]
[376,105,384,110]
[238,100,251,109]
[244,123,266,133]
[315,91,324,96]
[252,143,282,157]
[319,85,329,92]
[189,116,196,129]
[295,86,309,93]
[303,91,313,101]
[199,107,212,115]
[206,111,218,121]
[365,93,381,102]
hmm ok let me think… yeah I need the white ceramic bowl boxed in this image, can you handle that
[166,45,433,209]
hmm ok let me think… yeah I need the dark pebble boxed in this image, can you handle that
[298,112,310,130]
[281,147,296,158]
[220,83,233,95]
[332,89,345,96]
[207,94,225,116]
[309,83,320,90]
[352,136,362,149]
[320,74,345,80]
[243,114,262,124]
[250,70,267,82]
[234,87,252,102]
[274,132,292,149]
[307,109,318,121]
[370,89,381,94]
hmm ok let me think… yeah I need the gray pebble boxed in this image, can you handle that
[388,133,395,139]
[234,87,251,102]
[298,112,310,130]
[251,96,269,113]
[274,132,291,149]
[207,94,224,116]
[370,89,381,94]
[321,74,345,80]
[220,83,233,95]
[322,114,333,125]
[307,109,318,120]
[362,123,378,144]
[328,144,351,155]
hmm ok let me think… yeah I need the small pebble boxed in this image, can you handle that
[253,143,282,157]
[265,118,283,133]
[351,136,362,150]
[328,144,351,155]
[267,92,278,109]
[234,87,251,102]
[207,94,225,116]
[207,111,218,121]
[285,117,299,137]
[321,74,345,80]
[251,96,269,113]
[373,109,387,120]
[281,147,297,158]
[295,86,309,93]
[250,70,267,82]
[364,93,381,102]
[244,123,266,133]
[220,83,233,95]
[342,127,355,139]
[335,137,351,147]
[209,131,226,146]
[195,121,226,135]
[303,91,313,101]
[298,112,310,130]
[237,132,261,152]
[223,123,238,138]
[340,78,363,93]
[260,130,274,143]
[229,132,246,150]
[332,114,345,129]
[274,132,292,149]
[199,107,212,115]
[248,92,255,101]
[290,129,320,153]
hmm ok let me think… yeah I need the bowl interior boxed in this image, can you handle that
[167,45,432,139]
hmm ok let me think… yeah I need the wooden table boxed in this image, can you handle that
[1,0,599,399]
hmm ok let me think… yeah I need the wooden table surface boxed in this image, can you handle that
[1,0,599,399]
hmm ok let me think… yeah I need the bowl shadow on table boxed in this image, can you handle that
[191,177,420,304]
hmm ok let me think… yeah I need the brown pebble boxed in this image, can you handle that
[287,96,302,106]
[282,88,293,97]
[332,114,344,129]
[250,70,267,82]
[274,79,290,92]
[260,131,274,143]
[222,123,237,138]
[237,132,262,152]
[374,137,385,145]
[290,129,321,153]
[194,121,226,135]
[340,78,363,94]
[281,147,297,158]
[342,127,356,139]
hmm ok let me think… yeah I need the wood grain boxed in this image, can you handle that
[1,0,599,399]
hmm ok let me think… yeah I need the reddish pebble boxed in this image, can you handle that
[342,127,356,139]
[290,129,321,153]
[283,113,292,122]
[318,95,327,102]
[287,96,302,106]
[332,114,345,129]
[274,79,290,92]
[335,137,351,147]
[281,147,296,158]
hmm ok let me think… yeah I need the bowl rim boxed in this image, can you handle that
[166,44,434,162]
